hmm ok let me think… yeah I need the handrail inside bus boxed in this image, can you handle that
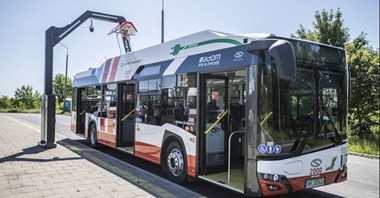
[80,110,86,116]
[260,111,273,126]
[121,108,136,122]
[204,109,229,135]
[228,130,245,182]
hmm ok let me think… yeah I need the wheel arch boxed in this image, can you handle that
[160,130,187,170]
[87,118,97,138]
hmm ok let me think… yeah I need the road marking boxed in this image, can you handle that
[1,115,40,132]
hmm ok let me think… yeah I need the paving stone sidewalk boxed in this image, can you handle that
[0,114,201,198]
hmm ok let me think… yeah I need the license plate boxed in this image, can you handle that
[305,178,325,189]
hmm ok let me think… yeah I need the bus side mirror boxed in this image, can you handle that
[268,40,296,82]
[247,39,296,82]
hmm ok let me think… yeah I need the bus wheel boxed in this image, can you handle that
[89,124,97,148]
[164,141,187,184]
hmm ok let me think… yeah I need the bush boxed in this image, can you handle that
[348,134,380,156]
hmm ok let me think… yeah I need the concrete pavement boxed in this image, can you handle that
[0,114,201,198]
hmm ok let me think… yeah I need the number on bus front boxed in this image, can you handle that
[310,167,322,175]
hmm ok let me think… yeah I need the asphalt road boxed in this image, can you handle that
[5,113,379,198]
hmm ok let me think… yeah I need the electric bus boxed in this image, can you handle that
[71,30,348,196]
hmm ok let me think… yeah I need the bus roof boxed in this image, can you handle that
[73,30,264,87]
[73,30,344,87]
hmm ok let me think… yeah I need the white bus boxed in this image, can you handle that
[71,30,348,196]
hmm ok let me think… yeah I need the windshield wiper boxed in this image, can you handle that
[290,131,309,157]
[322,108,343,145]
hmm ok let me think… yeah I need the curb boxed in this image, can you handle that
[348,151,380,159]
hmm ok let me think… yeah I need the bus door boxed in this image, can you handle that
[200,75,229,173]
[76,87,86,135]
[198,70,246,192]
[117,82,136,153]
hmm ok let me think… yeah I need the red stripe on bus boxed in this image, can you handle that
[109,56,120,82]
[100,118,105,131]
[187,155,196,177]
[259,179,288,196]
[101,59,112,83]
[107,119,113,133]
[98,131,116,148]
[135,141,161,164]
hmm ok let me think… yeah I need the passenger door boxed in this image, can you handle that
[76,87,86,135]
[117,82,136,153]
[200,75,229,173]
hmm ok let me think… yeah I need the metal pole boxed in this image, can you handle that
[40,11,128,149]
[40,27,56,148]
[161,0,164,43]
[59,43,69,113]
[228,131,245,182]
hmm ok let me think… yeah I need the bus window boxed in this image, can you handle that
[137,79,161,125]
[103,83,117,119]
[160,73,197,133]
[72,87,77,111]
[86,85,102,116]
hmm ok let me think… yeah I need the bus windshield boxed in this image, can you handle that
[257,43,347,158]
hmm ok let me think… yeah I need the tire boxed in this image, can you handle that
[164,141,187,184]
[88,123,98,148]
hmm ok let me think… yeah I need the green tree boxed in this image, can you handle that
[13,85,41,109]
[53,73,72,105]
[291,8,350,47]
[346,33,379,137]
[0,95,12,109]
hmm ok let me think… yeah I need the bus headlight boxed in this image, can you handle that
[258,173,292,196]
[273,174,279,181]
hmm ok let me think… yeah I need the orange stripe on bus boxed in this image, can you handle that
[109,56,120,82]
[135,141,161,164]
[98,131,116,148]
[187,155,196,177]
[107,119,113,134]
[100,118,105,131]
[101,59,112,83]
[98,139,116,148]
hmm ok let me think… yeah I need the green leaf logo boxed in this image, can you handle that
[326,156,337,171]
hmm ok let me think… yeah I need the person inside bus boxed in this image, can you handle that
[137,103,147,123]
[174,101,184,122]
[230,100,244,132]
[96,98,107,117]
[153,100,161,125]
[174,101,189,127]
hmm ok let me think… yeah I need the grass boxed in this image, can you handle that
[0,108,41,113]
[0,108,70,115]
[348,135,380,156]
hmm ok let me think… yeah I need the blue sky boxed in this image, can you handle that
[0,0,378,97]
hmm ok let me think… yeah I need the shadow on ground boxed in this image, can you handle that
[0,145,82,163]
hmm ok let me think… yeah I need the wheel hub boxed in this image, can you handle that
[167,148,184,176]
[90,127,96,144]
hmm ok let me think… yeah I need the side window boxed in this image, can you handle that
[72,87,77,111]
[136,73,197,133]
[86,85,102,115]
[137,79,161,125]
[103,83,117,119]
[161,73,197,133]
